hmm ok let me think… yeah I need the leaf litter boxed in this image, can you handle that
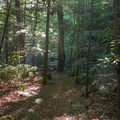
[0,72,117,120]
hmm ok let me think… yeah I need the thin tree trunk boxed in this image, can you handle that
[5,0,9,63]
[113,0,120,119]
[0,0,12,55]
[70,32,75,74]
[23,0,26,26]
[86,0,93,97]
[5,26,8,63]
[75,18,80,77]
[75,0,81,81]
[31,0,38,66]
[42,0,51,84]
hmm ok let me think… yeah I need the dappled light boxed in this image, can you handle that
[0,0,120,119]
[0,76,41,103]
[0,72,118,120]
[18,86,40,97]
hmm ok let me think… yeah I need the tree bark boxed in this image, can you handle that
[75,0,81,81]
[70,30,75,74]
[5,0,9,63]
[57,4,65,72]
[86,0,93,97]
[0,0,12,56]
[113,0,120,119]
[31,0,38,66]
[42,0,51,84]
[15,0,25,64]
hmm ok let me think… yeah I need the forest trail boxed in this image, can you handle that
[37,72,83,120]
[0,72,115,120]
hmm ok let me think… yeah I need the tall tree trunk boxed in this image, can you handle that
[0,0,12,58]
[31,0,38,66]
[70,32,75,74]
[57,4,65,72]
[86,0,93,97]
[75,0,81,81]
[5,28,8,63]
[113,0,120,119]
[15,0,25,64]
[23,0,26,25]
[42,0,51,84]
[5,0,9,63]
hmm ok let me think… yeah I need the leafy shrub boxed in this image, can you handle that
[0,64,38,83]
[8,51,25,65]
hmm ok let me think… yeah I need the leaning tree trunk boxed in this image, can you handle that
[113,0,120,119]
[15,0,25,64]
[57,4,65,72]
[0,0,12,59]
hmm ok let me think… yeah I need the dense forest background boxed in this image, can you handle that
[0,0,120,119]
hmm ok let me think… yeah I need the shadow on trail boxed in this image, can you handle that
[20,72,82,120]
[1,72,116,120]
[1,72,82,120]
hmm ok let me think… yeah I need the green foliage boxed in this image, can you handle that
[8,51,25,65]
[0,0,115,84]
[63,79,70,86]
[92,55,116,93]
[18,82,27,90]
[0,116,15,120]
[67,106,82,113]
[47,79,55,85]
[0,64,38,83]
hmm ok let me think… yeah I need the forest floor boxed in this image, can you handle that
[0,72,117,120]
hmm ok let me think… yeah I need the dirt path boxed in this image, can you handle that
[0,72,116,120]
[25,72,83,120]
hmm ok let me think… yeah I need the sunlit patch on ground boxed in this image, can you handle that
[53,116,76,120]
[0,73,117,120]
[53,113,87,120]
[18,86,40,97]
[0,76,42,115]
